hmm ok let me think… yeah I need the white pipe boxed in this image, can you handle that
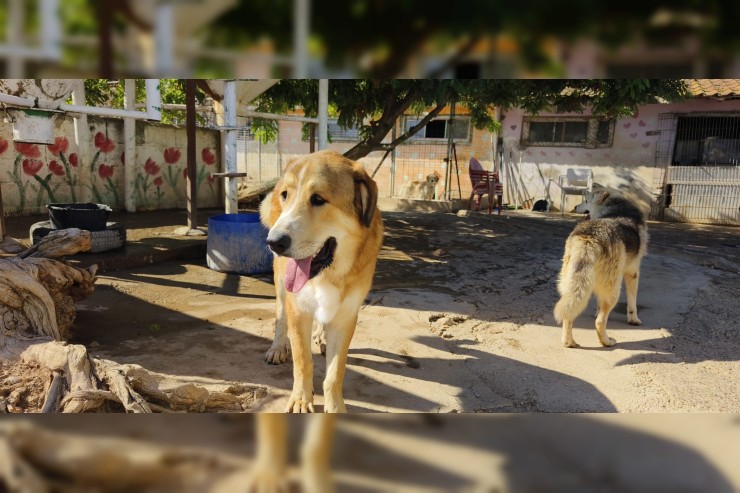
[293,0,309,77]
[145,79,162,121]
[40,0,61,59]
[224,80,238,214]
[234,110,319,124]
[58,103,152,120]
[0,93,35,108]
[124,79,137,212]
[155,2,173,74]
[318,79,328,150]
[58,79,161,121]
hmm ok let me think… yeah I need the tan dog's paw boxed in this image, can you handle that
[599,336,617,347]
[302,466,334,493]
[246,464,289,493]
[286,396,315,413]
[265,342,290,365]
[562,338,580,348]
[627,316,642,326]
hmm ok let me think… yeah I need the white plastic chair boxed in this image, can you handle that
[558,168,593,214]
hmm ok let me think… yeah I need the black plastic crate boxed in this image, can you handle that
[47,203,112,231]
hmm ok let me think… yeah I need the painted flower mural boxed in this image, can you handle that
[47,136,77,201]
[162,147,184,201]
[89,131,119,207]
[48,160,65,176]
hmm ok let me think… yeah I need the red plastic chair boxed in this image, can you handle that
[468,158,503,214]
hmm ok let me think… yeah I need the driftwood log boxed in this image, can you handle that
[1,228,266,414]
[0,420,254,493]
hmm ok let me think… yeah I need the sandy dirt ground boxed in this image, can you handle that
[10,209,724,414]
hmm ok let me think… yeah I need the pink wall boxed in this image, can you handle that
[500,98,740,212]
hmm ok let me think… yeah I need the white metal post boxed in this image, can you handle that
[145,79,162,121]
[7,0,24,78]
[40,0,61,59]
[318,79,328,150]
[293,0,309,78]
[124,79,137,212]
[71,82,92,203]
[155,1,174,75]
[224,80,238,214]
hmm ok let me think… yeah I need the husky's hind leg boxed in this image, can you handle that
[624,264,642,326]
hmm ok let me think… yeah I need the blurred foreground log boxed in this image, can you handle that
[0,420,252,493]
[1,227,266,414]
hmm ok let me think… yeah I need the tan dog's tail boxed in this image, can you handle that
[554,238,596,323]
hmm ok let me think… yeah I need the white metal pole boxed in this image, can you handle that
[318,79,328,150]
[71,82,92,203]
[155,1,174,75]
[40,0,61,59]
[124,79,137,212]
[7,0,24,78]
[293,0,309,78]
[224,80,238,214]
[145,79,162,121]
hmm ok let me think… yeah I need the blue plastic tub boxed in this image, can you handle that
[206,213,273,275]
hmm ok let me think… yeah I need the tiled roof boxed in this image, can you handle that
[685,79,740,98]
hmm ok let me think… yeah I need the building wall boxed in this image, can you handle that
[0,115,221,216]
[500,98,740,219]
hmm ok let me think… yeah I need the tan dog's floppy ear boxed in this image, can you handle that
[353,165,378,228]
[259,188,282,228]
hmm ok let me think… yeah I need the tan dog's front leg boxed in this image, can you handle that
[248,414,288,492]
[322,314,358,413]
[266,277,291,364]
[301,414,337,493]
[287,307,315,413]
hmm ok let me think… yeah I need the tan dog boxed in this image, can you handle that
[400,171,440,200]
[248,414,336,492]
[554,188,648,348]
[260,150,384,413]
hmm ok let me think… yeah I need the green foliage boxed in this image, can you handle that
[252,79,689,158]
[82,79,207,125]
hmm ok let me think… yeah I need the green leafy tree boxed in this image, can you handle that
[251,79,690,160]
[209,1,738,77]
[82,79,207,125]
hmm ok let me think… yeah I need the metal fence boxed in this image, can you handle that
[653,112,740,225]
[235,118,498,203]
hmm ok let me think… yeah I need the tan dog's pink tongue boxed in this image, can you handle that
[285,257,312,293]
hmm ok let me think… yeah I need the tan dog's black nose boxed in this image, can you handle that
[267,234,291,255]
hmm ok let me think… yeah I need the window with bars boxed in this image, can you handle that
[327,119,361,141]
[404,116,472,142]
[521,117,614,148]
[672,115,740,166]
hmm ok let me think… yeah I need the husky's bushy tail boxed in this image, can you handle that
[554,238,598,323]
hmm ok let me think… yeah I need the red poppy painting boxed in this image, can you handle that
[163,147,181,164]
[47,137,70,155]
[68,153,78,167]
[153,176,163,187]
[0,138,8,155]
[15,143,41,159]
[98,163,115,179]
[22,159,44,176]
[201,148,216,165]
[94,132,116,153]
[144,157,161,176]
[49,160,65,176]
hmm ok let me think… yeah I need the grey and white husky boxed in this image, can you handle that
[554,188,648,348]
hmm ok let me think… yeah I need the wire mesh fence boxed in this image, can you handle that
[234,117,499,203]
